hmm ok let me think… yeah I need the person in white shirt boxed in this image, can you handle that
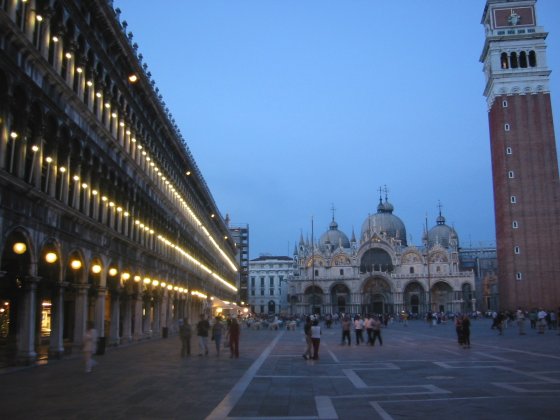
[311,319,322,360]
[354,315,364,345]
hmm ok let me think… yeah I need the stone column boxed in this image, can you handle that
[132,293,143,340]
[48,282,67,358]
[109,291,121,346]
[122,294,132,343]
[7,0,17,21]
[152,296,161,336]
[16,276,40,364]
[0,111,8,171]
[95,287,106,338]
[72,284,89,348]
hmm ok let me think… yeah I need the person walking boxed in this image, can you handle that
[364,315,373,345]
[311,319,321,360]
[455,316,464,345]
[179,318,192,357]
[228,317,240,358]
[371,316,383,347]
[354,315,364,345]
[212,316,224,356]
[341,316,351,346]
[516,309,526,335]
[462,315,471,349]
[302,317,313,360]
[83,321,98,373]
[197,314,210,356]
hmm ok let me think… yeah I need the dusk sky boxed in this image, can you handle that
[114,0,560,259]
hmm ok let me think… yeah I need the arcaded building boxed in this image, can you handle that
[0,1,238,366]
[480,0,560,310]
[289,196,476,316]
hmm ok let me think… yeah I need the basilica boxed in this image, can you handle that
[289,195,476,316]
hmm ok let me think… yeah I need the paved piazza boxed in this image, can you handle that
[1,319,559,419]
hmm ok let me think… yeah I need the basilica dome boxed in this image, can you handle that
[427,213,458,248]
[361,199,407,246]
[319,219,350,250]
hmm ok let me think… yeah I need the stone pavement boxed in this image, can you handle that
[1,319,559,419]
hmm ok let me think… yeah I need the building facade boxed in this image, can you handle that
[248,255,293,315]
[480,0,560,310]
[459,246,498,312]
[229,223,249,304]
[0,0,238,367]
[290,197,476,316]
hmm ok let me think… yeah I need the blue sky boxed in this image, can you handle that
[114,0,560,259]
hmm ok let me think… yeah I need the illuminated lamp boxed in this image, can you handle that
[13,242,27,254]
[70,259,82,270]
[45,252,58,263]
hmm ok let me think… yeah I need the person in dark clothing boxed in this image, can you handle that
[197,314,210,356]
[461,315,471,348]
[228,318,240,358]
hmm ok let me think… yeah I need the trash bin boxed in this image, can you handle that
[96,337,106,355]
[162,327,168,338]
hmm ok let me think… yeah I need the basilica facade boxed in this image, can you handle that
[289,197,476,316]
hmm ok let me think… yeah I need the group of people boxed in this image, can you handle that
[340,314,383,347]
[490,308,560,335]
[179,314,241,359]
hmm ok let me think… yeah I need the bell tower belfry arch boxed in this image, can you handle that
[480,0,560,309]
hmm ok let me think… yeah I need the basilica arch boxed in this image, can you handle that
[330,283,351,314]
[362,276,393,315]
[304,286,324,315]
[359,248,394,274]
[403,281,426,315]
[431,281,453,313]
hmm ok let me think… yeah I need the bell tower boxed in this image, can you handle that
[480,0,560,310]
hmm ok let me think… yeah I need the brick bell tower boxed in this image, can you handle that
[480,0,560,310]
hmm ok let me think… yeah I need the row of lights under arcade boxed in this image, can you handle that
[10,7,238,277]
[11,242,208,298]
[7,128,237,292]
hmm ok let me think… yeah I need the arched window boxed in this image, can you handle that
[519,51,528,68]
[510,52,518,69]
[501,52,509,69]
[529,50,537,67]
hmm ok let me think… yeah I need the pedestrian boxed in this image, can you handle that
[302,316,313,360]
[83,321,98,373]
[228,317,240,358]
[496,312,504,335]
[371,316,383,346]
[311,319,321,360]
[364,315,373,345]
[354,315,364,345]
[212,316,224,356]
[179,317,192,357]
[455,315,464,345]
[516,309,526,335]
[462,315,471,349]
[197,314,210,356]
[537,308,547,334]
[341,316,351,346]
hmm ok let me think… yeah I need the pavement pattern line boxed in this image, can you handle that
[315,396,337,420]
[370,401,394,420]
[492,382,560,393]
[205,331,285,420]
